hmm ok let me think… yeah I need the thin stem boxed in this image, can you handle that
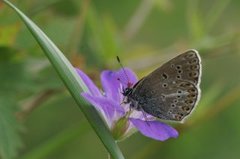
[123,0,154,41]
[16,89,62,119]
[108,152,111,159]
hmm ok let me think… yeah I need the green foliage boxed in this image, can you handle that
[20,121,89,159]
[0,98,22,159]
[2,0,125,159]
[0,0,240,158]
[0,47,28,159]
[85,5,121,67]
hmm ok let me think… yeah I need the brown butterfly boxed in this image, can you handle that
[122,50,202,122]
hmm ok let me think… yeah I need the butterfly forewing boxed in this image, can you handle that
[130,50,201,121]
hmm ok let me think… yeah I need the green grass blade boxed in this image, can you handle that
[3,0,124,158]
[0,97,22,159]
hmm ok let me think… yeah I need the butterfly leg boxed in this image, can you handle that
[137,106,151,126]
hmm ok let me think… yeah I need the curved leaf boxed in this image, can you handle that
[3,0,124,159]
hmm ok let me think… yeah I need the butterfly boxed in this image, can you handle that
[122,50,201,121]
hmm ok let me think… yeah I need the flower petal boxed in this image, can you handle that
[129,118,178,141]
[82,93,125,125]
[115,68,138,88]
[101,70,121,102]
[100,68,138,101]
[76,68,101,96]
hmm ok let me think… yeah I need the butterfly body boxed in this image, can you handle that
[123,50,202,121]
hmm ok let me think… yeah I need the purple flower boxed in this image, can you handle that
[76,68,178,141]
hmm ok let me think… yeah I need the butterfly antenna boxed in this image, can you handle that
[116,56,130,85]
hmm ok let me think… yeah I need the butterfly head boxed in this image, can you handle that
[122,87,133,97]
[117,77,133,96]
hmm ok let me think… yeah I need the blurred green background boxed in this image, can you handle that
[0,0,240,159]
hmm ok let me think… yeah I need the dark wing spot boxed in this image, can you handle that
[179,82,192,87]
[186,52,195,58]
[177,90,183,94]
[190,65,199,70]
[190,58,198,64]
[185,99,194,104]
[162,73,168,79]
[174,113,184,121]
[189,71,199,78]
[178,70,183,74]
[177,75,181,79]
[188,94,196,98]
[162,83,168,88]
[173,99,178,103]
[188,88,197,93]
[171,103,176,107]
[176,65,182,70]
[150,90,155,94]
[182,106,191,112]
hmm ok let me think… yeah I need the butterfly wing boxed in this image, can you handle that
[131,50,201,121]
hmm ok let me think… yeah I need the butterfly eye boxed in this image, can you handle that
[122,88,132,96]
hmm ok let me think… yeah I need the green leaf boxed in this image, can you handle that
[3,1,125,159]
[0,97,22,159]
